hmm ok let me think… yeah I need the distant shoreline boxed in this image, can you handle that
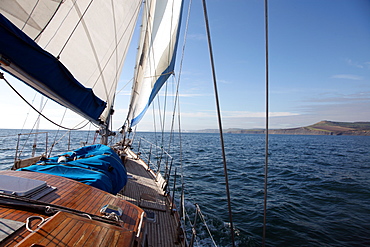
[1,120,369,136]
[192,121,370,136]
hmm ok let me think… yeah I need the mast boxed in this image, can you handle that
[100,107,115,145]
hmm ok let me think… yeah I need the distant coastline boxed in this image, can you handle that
[193,121,370,136]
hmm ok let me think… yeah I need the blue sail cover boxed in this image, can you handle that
[0,14,106,123]
[18,144,127,194]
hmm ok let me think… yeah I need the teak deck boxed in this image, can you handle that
[119,149,184,247]
[0,170,144,247]
[15,211,135,247]
[0,147,184,247]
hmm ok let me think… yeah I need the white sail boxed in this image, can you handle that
[127,0,183,127]
[0,0,142,124]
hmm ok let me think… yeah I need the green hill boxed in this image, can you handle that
[267,121,370,135]
[198,121,370,136]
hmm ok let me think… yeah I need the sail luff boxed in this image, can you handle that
[127,0,183,127]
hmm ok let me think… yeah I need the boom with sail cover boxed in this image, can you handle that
[0,0,142,125]
[0,13,106,122]
[127,0,183,127]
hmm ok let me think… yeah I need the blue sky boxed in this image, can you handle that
[0,0,369,131]
[169,0,370,131]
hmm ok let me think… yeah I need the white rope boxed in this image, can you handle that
[196,204,218,247]
[82,213,92,220]
[26,216,46,233]
[183,204,218,247]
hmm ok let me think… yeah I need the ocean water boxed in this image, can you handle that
[133,132,370,247]
[1,129,369,246]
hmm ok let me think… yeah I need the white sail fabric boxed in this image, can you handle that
[0,0,142,124]
[127,0,183,127]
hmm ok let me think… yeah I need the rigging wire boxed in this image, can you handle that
[46,119,90,157]
[152,99,159,159]
[163,0,178,154]
[86,122,92,145]
[0,73,90,131]
[20,93,38,133]
[43,0,78,49]
[116,78,133,95]
[48,108,68,157]
[201,1,235,246]
[183,202,218,247]
[19,97,49,160]
[263,0,269,245]
[161,80,168,146]
[90,1,143,135]
[196,204,218,247]
[156,91,163,137]
[89,0,142,113]
[57,0,94,58]
[32,96,44,157]
[21,0,40,31]
[173,0,193,231]
[178,96,185,224]
[33,0,64,41]
[20,0,63,42]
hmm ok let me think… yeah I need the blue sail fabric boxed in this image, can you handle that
[18,144,127,194]
[0,14,106,123]
[130,64,176,127]
[128,0,184,127]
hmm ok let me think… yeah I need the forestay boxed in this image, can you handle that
[0,0,142,124]
[127,0,183,127]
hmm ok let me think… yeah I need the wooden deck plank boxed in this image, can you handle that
[0,170,144,247]
[38,216,73,246]
[64,184,90,209]
[14,211,68,247]
[82,225,103,246]
[94,226,109,246]
[64,220,84,246]
[99,227,115,247]
[65,219,91,246]
[1,145,186,247]
[120,151,184,246]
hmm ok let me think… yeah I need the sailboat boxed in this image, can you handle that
[0,0,189,246]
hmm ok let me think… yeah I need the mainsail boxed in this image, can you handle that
[0,0,142,125]
[127,0,183,127]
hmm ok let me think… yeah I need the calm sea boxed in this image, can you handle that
[1,129,369,246]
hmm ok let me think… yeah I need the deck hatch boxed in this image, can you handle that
[0,174,55,199]
[0,218,25,242]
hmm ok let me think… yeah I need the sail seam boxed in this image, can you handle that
[43,0,78,49]
[91,0,142,123]
[57,0,94,58]
[21,0,41,31]
[34,0,64,41]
